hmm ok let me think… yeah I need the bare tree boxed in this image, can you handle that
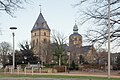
[0,41,11,68]
[51,31,67,66]
[0,0,30,16]
[0,0,31,34]
[75,0,120,49]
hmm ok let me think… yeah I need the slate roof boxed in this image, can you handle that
[31,13,50,32]
[69,33,82,37]
[66,45,92,54]
[82,45,92,54]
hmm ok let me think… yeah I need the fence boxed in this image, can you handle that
[1,66,58,75]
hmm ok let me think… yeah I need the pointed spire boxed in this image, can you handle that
[31,8,50,32]
[73,20,78,34]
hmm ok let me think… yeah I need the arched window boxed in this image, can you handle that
[35,33,36,36]
[74,38,77,41]
[36,38,38,45]
[44,32,46,36]
[43,38,47,43]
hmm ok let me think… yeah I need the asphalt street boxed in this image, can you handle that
[0,78,90,80]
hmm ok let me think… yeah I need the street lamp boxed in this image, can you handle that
[93,58,96,72]
[108,0,111,79]
[38,62,40,68]
[24,56,27,64]
[9,27,17,71]
[22,61,24,64]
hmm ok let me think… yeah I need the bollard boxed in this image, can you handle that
[11,67,13,74]
[4,68,6,74]
[40,68,41,73]
[17,67,19,75]
[65,66,67,72]
[32,67,34,75]
[24,67,26,76]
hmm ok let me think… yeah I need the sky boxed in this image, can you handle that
[0,0,94,50]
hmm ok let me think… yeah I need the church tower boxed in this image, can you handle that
[68,22,82,64]
[31,11,50,64]
[69,23,82,48]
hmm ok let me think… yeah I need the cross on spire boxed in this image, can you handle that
[75,16,77,24]
[39,4,42,13]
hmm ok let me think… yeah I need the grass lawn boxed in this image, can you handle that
[0,74,119,80]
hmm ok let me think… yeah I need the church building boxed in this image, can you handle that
[31,10,98,65]
[67,22,98,64]
[31,11,51,64]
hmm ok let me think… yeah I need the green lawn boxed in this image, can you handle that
[0,74,119,80]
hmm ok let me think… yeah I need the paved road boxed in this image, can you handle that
[0,78,90,80]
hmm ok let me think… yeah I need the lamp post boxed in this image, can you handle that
[108,0,111,79]
[38,62,40,67]
[10,27,17,71]
[22,61,24,64]
[24,56,27,64]
[93,58,96,72]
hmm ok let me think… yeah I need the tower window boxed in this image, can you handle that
[43,38,47,43]
[74,38,77,41]
[42,22,46,27]
[44,32,46,36]
[35,33,36,36]
[36,38,38,45]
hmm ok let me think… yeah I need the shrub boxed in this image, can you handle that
[53,66,65,72]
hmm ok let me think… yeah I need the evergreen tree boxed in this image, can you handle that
[19,41,39,64]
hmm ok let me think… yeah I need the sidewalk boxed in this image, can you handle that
[34,71,120,78]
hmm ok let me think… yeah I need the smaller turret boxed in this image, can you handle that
[69,22,82,48]
[73,23,78,34]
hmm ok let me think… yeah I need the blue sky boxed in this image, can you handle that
[0,0,90,50]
